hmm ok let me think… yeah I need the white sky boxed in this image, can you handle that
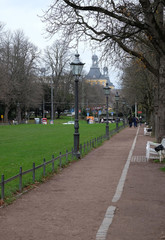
[0,0,120,87]
[0,0,55,49]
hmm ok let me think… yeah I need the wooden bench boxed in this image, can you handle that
[146,138,165,162]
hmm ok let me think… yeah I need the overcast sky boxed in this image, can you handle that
[0,0,120,87]
[0,0,56,48]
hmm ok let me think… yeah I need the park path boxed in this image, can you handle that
[0,126,165,240]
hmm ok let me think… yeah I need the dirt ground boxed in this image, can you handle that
[0,126,165,240]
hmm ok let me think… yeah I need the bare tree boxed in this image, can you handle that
[0,30,43,122]
[121,59,155,122]
[43,40,74,118]
[42,0,165,140]
[0,32,15,122]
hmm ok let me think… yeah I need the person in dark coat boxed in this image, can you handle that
[128,116,133,127]
[133,116,138,127]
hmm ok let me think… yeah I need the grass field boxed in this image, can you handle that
[0,118,117,201]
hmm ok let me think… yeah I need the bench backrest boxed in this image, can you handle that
[161,138,165,147]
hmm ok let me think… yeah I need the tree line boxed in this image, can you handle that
[0,24,106,122]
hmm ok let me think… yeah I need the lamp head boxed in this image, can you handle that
[103,81,111,96]
[70,53,85,76]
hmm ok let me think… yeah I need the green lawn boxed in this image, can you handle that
[0,119,117,201]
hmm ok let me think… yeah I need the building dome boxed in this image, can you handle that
[92,54,98,62]
[92,54,98,67]
[85,55,115,88]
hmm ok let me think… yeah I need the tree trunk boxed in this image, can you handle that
[157,56,165,142]
[4,105,9,123]
[145,108,150,125]
[16,104,22,124]
[154,108,159,141]
[153,81,159,140]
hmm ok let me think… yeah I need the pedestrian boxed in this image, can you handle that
[133,116,138,127]
[139,116,142,126]
[128,115,133,127]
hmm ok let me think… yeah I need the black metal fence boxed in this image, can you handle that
[0,125,124,201]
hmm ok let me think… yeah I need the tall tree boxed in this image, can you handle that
[0,30,43,122]
[43,40,74,118]
[121,59,155,122]
[0,23,10,120]
[43,0,165,140]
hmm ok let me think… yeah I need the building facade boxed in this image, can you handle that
[85,54,115,89]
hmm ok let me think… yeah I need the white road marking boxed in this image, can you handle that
[96,206,116,240]
[112,126,139,202]
[96,127,139,240]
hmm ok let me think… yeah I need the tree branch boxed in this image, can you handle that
[63,0,145,29]
[115,37,158,77]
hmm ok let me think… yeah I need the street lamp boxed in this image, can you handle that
[115,91,120,130]
[70,53,85,158]
[103,81,111,139]
[40,68,46,118]
[50,76,54,124]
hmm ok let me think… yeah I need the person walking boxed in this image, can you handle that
[133,115,138,127]
[139,116,142,126]
[128,116,133,127]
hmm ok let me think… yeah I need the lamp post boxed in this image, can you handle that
[40,68,46,118]
[70,53,85,158]
[103,81,111,139]
[50,76,54,124]
[115,91,120,130]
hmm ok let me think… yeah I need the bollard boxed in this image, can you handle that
[43,158,46,176]
[19,167,22,192]
[66,150,68,164]
[52,155,55,172]
[1,175,5,201]
[33,163,35,182]
[59,152,62,168]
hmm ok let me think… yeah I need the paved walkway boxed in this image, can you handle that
[0,126,165,240]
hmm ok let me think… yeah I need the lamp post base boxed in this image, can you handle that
[74,151,81,159]
[106,124,109,139]
[74,132,80,159]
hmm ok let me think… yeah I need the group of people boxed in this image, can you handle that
[128,115,142,128]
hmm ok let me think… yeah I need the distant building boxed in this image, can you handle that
[85,54,115,89]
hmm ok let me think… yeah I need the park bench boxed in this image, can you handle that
[144,127,152,136]
[146,138,165,162]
